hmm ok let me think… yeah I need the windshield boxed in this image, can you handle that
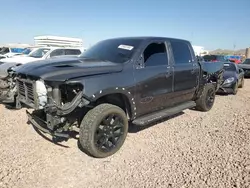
[29,48,50,58]
[80,38,143,63]
[242,59,250,64]
[21,48,32,55]
[223,63,236,71]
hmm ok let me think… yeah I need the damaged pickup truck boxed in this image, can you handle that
[12,37,223,158]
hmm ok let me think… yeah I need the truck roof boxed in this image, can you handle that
[103,36,191,43]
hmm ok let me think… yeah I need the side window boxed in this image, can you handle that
[65,49,81,55]
[171,41,192,64]
[143,42,168,67]
[50,49,65,57]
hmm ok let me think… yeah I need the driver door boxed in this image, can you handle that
[134,40,174,117]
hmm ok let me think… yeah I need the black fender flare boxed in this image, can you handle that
[89,87,137,119]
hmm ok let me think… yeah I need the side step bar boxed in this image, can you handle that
[132,101,196,126]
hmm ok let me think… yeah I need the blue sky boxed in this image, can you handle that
[0,0,249,50]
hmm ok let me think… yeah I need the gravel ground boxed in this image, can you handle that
[0,80,250,188]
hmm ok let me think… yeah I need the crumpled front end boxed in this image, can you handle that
[16,75,90,139]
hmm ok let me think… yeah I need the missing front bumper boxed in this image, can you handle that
[26,110,70,138]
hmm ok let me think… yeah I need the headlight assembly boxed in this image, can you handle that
[224,77,235,84]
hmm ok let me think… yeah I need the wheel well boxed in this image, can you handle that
[95,93,132,119]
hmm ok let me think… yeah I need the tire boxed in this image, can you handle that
[79,103,128,158]
[232,81,238,95]
[195,83,216,112]
[239,78,244,88]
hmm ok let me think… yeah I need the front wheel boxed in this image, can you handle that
[232,81,238,95]
[79,103,128,158]
[239,78,244,88]
[195,83,216,112]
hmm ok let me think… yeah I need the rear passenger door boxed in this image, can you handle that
[134,40,174,116]
[170,40,199,103]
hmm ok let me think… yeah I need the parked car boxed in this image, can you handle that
[12,37,223,158]
[0,47,27,59]
[0,47,82,65]
[226,55,242,64]
[238,58,250,77]
[10,47,34,57]
[0,47,82,103]
[203,55,228,62]
[217,62,244,95]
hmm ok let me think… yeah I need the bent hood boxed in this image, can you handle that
[15,57,124,82]
[0,56,41,64]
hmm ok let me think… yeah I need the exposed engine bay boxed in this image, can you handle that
[15,76,90,139]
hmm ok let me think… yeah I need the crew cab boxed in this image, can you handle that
[13,37,224,158]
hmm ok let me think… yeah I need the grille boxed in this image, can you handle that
[17,79,37,108]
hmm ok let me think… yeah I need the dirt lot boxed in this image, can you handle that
[0,81,250,188]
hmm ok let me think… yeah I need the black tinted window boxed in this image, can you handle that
[50,49,65,57]
[80,38,142,63]
[171,41,192,64]
[65,49,81,55]
[143,43,168,66]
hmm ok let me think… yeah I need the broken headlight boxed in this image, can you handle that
[36,80,48,109]
[59,83,83,105]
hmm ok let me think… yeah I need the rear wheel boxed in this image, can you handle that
[79,103,128,158]
[195,83,216,112]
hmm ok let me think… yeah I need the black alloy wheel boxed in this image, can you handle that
[79,103,128,158]
[94,113,125,153]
